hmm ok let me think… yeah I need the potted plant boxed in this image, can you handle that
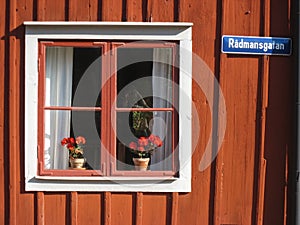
[61,136,86,169]
[128,134,163,171]
[129,96,153,136]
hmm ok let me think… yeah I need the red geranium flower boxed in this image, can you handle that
[154,138,163,147]
[76,136,86,144]
[128,135,163,158]
[138,146,145,151]
[129,142,137,150]
[138,137,148,146]
[69,137,75,144]
[148,134,156,142]
[61,136,86,159]
[61,138,68,146]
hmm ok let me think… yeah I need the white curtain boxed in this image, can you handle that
[151,48,173,170]
[44,47,74,169]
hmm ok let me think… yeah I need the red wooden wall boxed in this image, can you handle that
[0,0,295,224]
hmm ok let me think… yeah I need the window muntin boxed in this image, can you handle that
[38,41,178,176]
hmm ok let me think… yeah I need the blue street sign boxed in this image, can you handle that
[221,35,292,56]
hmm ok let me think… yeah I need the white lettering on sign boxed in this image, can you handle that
[228,38,285,52]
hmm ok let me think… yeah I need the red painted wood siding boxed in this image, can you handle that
[0,0,294,224]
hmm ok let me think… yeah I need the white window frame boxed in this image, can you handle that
[24,21,193,192]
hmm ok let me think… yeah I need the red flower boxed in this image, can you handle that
[61,136,86,159]
[61,138,68,146]
[129,142,137,150]
[76,136,86,144]
[149,134,156,142]
[148,135,163,147]
[154,138,163,147]
[69,137,75,144]
[138,137,148,146]
[138,146,145,151]
[67,143,74,150]
[128,135,163,158]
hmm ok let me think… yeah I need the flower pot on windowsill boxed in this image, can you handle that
[61,136,87,170]
[69,158,86,170]
[132,158,150,171]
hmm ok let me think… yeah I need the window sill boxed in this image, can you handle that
[26,175,190,192]
[35,175,178,181]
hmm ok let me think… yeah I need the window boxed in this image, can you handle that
[25,22,192,192]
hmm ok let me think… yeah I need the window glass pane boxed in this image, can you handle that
[44,110,101,170]
[116,48,173,108]
[45,46,102,107]
[70,111,101,170]
[116,111,173,171]
[44,110,71,170]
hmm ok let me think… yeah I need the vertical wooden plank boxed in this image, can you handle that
[256,159,266,225]
[14,0,35,224]
[89,0,99,21]
[103,192,112,225]
[102,0,123,21]
[262,0,293,223]
[147,0,174,22]
[263,0,292,225]
[69,0,99,21]
[215,59,261,224]
[284,147,289,225]
[111,193,133,225]
[14,0,35,221]
[36,192,45,225]
[171,192,178,225]
[214,0,262,224]
[263,0,292,222]
[135,192,143,225]
[77,194,102,225]
[8,0,17,224]
[37,0,66,21]
[177,0,218,224]
[15,37,35,223]
[16,0,33,26]
[263,62,292,225]
[0,0,6,223]
[127,0,143,22]
[44,194,67,225]
[255,1,270,223]
[70,192,78,225]
[142,194,168,225]
[221,0,260,35]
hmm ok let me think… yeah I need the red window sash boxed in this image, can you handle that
[38,41,179,177]
[38,41,107,176]
[109,42,179,176]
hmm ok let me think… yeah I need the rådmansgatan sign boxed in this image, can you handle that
[221,35,292,56]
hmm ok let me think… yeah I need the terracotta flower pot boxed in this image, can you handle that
[132,158,150,171]
[69,158,86,169]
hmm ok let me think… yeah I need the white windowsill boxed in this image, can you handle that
[34,175,178,181]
